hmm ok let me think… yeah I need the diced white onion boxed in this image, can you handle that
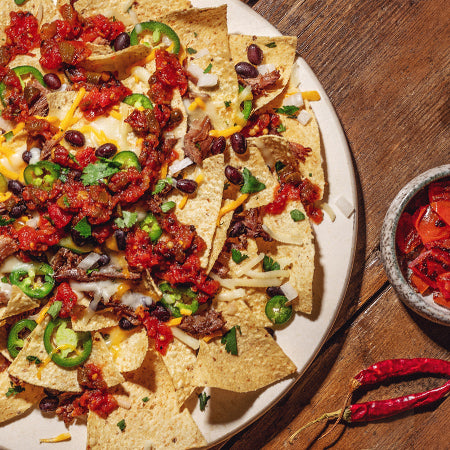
[116,396,132,410]
[168,157,194,176]
[161,35,172,46]
[143,441,154,450]
[197,73,218,88]
[186,63,204,79]
[234,253,265,278]
[215,288,245,301]
[257,63,276,75]
[58,83,68,92]
[26,212,40,229]
[0,282,12,295]
[28,147,41,165]
[297,109,312,125]
[193,48,210,59]
[134,23,143,35]
[237,85,253,103]
[335,196,355,218]
[280,282,298,302]
[246,269,290,279]
[122,0,134,12]
[77,253,101,271]
[225,302,237,315]
[283,93,304,109]
[171,327,200,350]
[183,99,192,111]
[131,66,151,83]
[276,257,291,269]
[120,291,153,310]
[321,202,336,222]
[262,224,302,245]
[70,281,119,303]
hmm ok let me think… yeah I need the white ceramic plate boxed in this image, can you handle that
[1,1,357,448]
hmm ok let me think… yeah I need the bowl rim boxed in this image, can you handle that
[380,164,450,326]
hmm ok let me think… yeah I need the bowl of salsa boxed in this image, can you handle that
[381,165,450,325]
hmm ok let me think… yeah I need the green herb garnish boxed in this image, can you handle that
[221,325,241,356]
[81,161,120,186]
[115,211,138,229]
[265,42,277,48]
[117,419,126,432]
[240,168,266,194]
[224,101,231,108]
[231,249,248,264]
[198,392,211,411]
[263,255,280,272]
[275,105,300,118]
[73,217,91,238]
[142,397,149,403]
[0,216,15,226]
[276,123,286,133]
[26,355,42,365]
[5,382,25,397]
[203,63,212,73]
[161,201,176,213]
[186,47,197,54]
[290,209,305,222]
[152,177,174,194]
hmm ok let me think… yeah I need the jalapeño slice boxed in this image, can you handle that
[265,295,292,324]
[122,93,153,109]
[130,21,181,54]
[10,263,55,299]
[112,151,141,171]
[43,318,92,368]
[7,319,37,358]
[23,161,61,191]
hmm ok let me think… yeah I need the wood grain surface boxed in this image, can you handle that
[215,0,450,448]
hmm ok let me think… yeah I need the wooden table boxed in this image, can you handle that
[215,1,450,448]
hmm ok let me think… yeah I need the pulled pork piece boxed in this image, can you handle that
[178,309,225,339]
[0,291,8,307]
[242,208,272,241]
[183,116,214,165]
[289,142,312,162]
[0,235,19,265]
[0,353,10,373]
[238,70,280,96]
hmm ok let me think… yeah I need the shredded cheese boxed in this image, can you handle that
[0,163,21,180]
[78,125,119,147]
[39,433,71,443]
[160,162,168,179]
[234,253,265,277]
[261,224,303,245]
[106,327,130,360]
[36,305,50,324]
[301,90,321,101]
[178,195,188,210]
[166,317,182,327]
[54,87,86,140]
[188,97,207,111]
[0,192,12,202]
[0,144,14,158]
[171,327,200,350]
[11,122,25,136]
[115,282,132,299]
[109,110,122,120]
[246,269,290,279]
[216,194,249,225]
[209,125,243,138]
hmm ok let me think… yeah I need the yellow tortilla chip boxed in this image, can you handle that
[8,318,124,392]
[87,349,206,449]
[0,369,43,425]
[163,6,239,129]
[47,91,78,120]
[214,297,256,328]
[0,286,40,321]
[167,153,225,268]
[229,35,297,111]
[132,0,192,21]
[192,326,296,392]
[72,297,119,331]
[0,324,11,362]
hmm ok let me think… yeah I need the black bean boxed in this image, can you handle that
[266,286,284,298]
[95,143,117,158]
[9,203,26,218]
[71,228,88,247]
[229,221,246,237]
[65,130,85,147]
[119,317,136,330]
[22,150,32,164]
[8,180,24,195]
[234,61,258,78]
[44,388,60,397]
[176,179,198,194]
[225,165,243,185]
[114,229,127,251]
[230,132,247,154]
[114,32,131,51]
[150,302,171,322]
[43,73,62,90]
[247,44,263,65]
[97,254,110,267]
[210,136,226,155]
[39,396,59,412]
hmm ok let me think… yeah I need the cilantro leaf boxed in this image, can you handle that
[59,167,70,183]
[0,216,15,226]
[274,161,286,173]
[224,101,231,108]
[290,209,305,222]
[198,392,211,411]
[152,177,174,195]
[73,217,91,238]
[265,41,277,48]
[263,255,280,272]
[275,105,300,118]
[231,248,248,264]
[161,201,176,213]
[81,161,120,186]
[26,355,42,365]
[117,419,126,432]
[115,211,138,229]
[204,63,212,73]
[276,123,286,133]
[142,397,149,403]
[240,168,266,194]
[68,153,79,165]
[186,47,197,54]
[221,326,241,356]
[3,131,13,142]
[5,382,25,397]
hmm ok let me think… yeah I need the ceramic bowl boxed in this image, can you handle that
[380,165,450,326]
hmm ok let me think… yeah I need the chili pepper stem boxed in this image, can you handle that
[288,409,342,444]
[318,390,354,440]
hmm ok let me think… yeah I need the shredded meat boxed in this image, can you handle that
[183,117,214,165]
[0,353,10,373]
[242,208,272,241]
[238,70,281,96]
[40,135,62,160]
[55,394,79,426]
[28,79,50,116]
[0,235,19,264]
[0,291,9,307]
[289,142,312,162]
[178,309,225,339]
[51,248,82,272]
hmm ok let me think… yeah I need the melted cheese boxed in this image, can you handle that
[301,90,321,101]
[54,87,86,140]
[209,125,243,138]
[105,327,129,360]
[39,433,71,443]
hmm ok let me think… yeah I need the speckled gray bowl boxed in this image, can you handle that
[380,165,450,326]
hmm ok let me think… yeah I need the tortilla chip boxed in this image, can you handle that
[8,48,44,73]
[103,326,148,373]
[227,141,277,209]
[67,0,129,19]
[8,318,124,392]
[162,338,197,407]
[163,6,239,129]
[0,286,40,322]
[0,369,43,424]
[167,153,225,268]
[133,0,192,21]
[47,91,78,120]
[0,324,11,362]
[72,297,119,331]
[80,45,152,79]
[229,35,297,111]
[87,349,206,449]
[192,326,296,392]
[214,297,256,328]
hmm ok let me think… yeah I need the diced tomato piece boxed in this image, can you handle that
[396,212,422,254]
[47,203,73,228]
[410,273,430,294]
[408,248,450,289]
[436,272,450,300]
[433,291,450,309]
[431,200,450,226]
[413,205,450,244]
[428,179,450,202]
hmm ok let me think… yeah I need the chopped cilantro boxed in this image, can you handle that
[198,392,211,411]
[186,47,197,54]
[290,209,305,222]
[265,41,277,48]
[152,177,174,195]
[142,397,149,403]
[221,325,241,356]
[309,172,313,177]
[26,355,42,365]
[3,131,13,142]
[224,101,231,108]
[5,382,25,397]
[117,419,126,432]
[0,216,15,226]
[161,201,176,213]
[276,123,286,133]
[275,105,300,118]
[62,195,70,208]
[194,32,198,38]
[274,161,286,173]
[86,268,99,275]
[203,63,212,73]
[68,153,79,165]
[263,255,280,272]
[115,211,138,229]
[81,161,120,186]
[1,276,8,283]
[240,168,266,194]
[59,167,70,183]
[231,249,248,264]
[73,217,91,238]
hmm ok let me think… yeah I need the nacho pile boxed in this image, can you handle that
[0,1,325,447]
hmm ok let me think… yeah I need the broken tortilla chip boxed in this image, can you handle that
[72,297,119,332]
[0,286,40,322]
[132,0,192,21]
